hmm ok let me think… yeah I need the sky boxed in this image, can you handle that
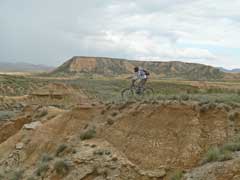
[0,0,240,69]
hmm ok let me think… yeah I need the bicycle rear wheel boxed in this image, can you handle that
[121,88,134,101]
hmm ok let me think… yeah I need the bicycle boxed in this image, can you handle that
[121,84,154,100]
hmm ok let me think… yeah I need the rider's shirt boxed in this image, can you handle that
[133,68,147,80]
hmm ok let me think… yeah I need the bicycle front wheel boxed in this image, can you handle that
[121,88,134,101]
[142,87,154,99]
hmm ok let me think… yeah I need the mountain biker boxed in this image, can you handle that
[132,66,149,94]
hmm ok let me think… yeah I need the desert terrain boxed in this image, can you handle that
[1,57,240,180]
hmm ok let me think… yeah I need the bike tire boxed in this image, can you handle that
[121,88,134,101]
[134,87,154,101]
[129,87,154,101]
[142,87,154,99]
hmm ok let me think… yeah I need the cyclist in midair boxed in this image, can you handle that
[132,66,149,94]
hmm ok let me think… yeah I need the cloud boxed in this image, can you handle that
[0,0,239,68]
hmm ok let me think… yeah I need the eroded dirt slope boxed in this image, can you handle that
[100,102,239,170]
[0,101,240,179]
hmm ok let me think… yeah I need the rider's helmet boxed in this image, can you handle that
[134,66,139,72]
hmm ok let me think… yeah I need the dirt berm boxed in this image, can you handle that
[0,101,239,179]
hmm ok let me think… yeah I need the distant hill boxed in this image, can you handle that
[0,62,54,72]
[51,56,225,80]
[218,67,240,73]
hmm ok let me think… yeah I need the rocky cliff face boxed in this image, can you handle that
[51,56,224,80]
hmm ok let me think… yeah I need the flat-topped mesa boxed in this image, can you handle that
[52,56,134,75]
[68,56,98,72]
[51,56,224,80]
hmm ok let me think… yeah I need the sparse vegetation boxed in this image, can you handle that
[203,147,221,163]
[203,133,240,164]
[107,118,114,125]
[80,127,96,140]
[199,104,210,113]
[111,111,118,117]
[54,160,70,176]
[35,109,48,118]
[41,153,54,162]
[27,177,36,180]
[222,142,240,152]
[55,144,68,157]
[0,75,46,96]
[2,63,240,180]
[35,163,49,177]
[7,169,24,180]
[216,103,231,111]
[180,94,190,101]
[27,176,37,180]
[228,111,238,121]
[218,150,233,162]
[203,147,234,163]
[93,149,111,156]
[2,72,240,105]
[171,170,183,180]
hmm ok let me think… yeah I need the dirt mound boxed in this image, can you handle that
[0,105,97,160]
[100,102,239,170]
[0,105,65,144]
[31,83,76,97]
[28,83,91,107]
[0,102,240,179]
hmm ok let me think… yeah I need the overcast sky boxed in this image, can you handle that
[0,0,240,68]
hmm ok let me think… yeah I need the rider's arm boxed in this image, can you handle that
[132,72,139,80]
[132,72,138,86]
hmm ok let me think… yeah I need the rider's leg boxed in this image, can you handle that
[139,79,147,89]
[139,79,147,92]
[131,79,136,87]
[135,80,141,94]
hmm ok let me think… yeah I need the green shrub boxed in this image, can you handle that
[203,147,221,163]
[222,142,240,152]
[216,103,231,111]
[27,177,36,180]
[107,118,114,125]
[35,163,49,177]
[198,99,210,106]
[200,104,209,113]
[0,173,4,179]
[35,109,48,118]
[41,153,54,162]
[218,150,233,161]
[171,170,183,180]
[93,149,111,156]
[180,94,190,101]
[8,169,24,180]
[169,95,179,101]
[233,134,240,143]
[228,111,238,121]
[55,144,68,156]
[80,128,96,140]
[203,143,238,164]
[54,160,70,176]
[111,112,118,117]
